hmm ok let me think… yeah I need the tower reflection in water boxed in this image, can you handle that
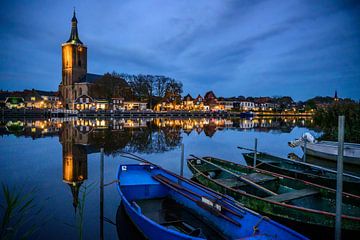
[0,117,312,213]
[60,121,88,212]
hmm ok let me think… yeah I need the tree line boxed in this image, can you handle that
[89,72,183,108]
[313,101,360,143]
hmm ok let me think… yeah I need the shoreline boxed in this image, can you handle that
[1,109,314,119]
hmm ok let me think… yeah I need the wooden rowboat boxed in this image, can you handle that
[242,152,360,195]
[117,163,307,240]
[187,155,360,232]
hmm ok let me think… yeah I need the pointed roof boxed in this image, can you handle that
[183,94,194,101]
[67,9,83,44]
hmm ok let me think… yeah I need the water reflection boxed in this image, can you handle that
[0,117,312,141]
[0,117,313,209]
[0,116,315,239]
[60,121,88,211]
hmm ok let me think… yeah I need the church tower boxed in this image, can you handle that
[60,10,87,109]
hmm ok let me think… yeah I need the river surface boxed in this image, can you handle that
[0,117,345,239]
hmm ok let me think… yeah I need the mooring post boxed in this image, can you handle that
[254,138,258,167]
[179,143,185,184]
[100,148,104,240]
[303,140,307,162]
[335,116,345,240]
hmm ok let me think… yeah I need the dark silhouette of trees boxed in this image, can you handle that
[121,74,183,108]
[314,102,360,143]
[90,72,133,100]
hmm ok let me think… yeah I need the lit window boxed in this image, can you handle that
[31,97,36,101]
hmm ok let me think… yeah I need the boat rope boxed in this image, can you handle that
[103,180,119,187]
[104,216,116,225]
[255,162,265,168]
[252,216,270,234]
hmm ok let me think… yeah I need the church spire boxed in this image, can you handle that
[67,8,83,44]
[334,90,339,101]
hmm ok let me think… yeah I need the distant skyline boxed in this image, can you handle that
[0,0,359,101]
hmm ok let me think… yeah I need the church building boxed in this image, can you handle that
[59,10,147,111]
[59,10,102,109]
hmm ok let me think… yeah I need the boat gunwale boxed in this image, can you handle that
[117,163,307,239]
[202,156,360,199]
[242,153,338,181]
[116,164,206,240]
[187,157,360,222]
[244,152,360,183]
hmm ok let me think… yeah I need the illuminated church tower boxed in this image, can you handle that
[59,10,87,109]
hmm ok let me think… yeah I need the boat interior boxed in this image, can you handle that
[190,159,360,216]
[119,169,229,239]
[135,197,226,240]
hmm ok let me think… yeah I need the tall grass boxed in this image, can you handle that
[0,183,42,239]
[76,182,96,240]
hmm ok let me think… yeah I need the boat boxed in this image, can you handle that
[187,155,360,232]
[240,111,255,118]
[117,163,308,240]
[289,133,360,165]
[242,152,360,195]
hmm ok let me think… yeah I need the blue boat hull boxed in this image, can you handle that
[117,164,307,240]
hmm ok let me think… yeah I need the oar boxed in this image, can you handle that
[189,155,277,197]
[237,146,360,181]
[155,174,244,219]
[152,175,241,227]
[119,152,248,214]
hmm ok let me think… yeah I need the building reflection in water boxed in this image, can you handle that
[0,116,314,211]
[60,121,88,212]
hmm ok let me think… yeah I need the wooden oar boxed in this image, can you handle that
[155,174,244,219]
[237,146,360,181]
[152,175,242,227]
[189,155,278,197]
[119,152,248,214]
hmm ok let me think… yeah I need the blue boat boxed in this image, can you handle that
[117,163,308,240]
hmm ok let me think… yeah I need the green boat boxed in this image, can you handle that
[187,155,360,232]
[242,152,360,195]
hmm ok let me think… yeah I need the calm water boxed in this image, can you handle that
[1,117,320,239]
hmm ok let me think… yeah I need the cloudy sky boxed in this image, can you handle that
[0,0,359,100]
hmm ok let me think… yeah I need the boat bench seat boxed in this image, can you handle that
[242,173,277,183]
[265,188,319,202]
[216,178,243,188]
[216,173,277,188]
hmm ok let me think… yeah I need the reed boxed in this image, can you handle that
[0,183,41,240]
[76,182,96,240]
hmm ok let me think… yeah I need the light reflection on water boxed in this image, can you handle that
[1,117,317,239]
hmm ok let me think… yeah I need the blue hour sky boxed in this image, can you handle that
[0,0,359,100]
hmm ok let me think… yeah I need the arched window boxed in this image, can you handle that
[79,87,82,96]
[65,88,68,98]
[74,90,77,99]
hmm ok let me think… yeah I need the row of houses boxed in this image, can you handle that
[157,91,282,112]
[0,90,147,111]
[73,95,146,111]
[0,90,61,109]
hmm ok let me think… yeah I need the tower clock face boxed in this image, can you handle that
[78,46,83,52]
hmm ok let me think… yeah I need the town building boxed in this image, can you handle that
[59,10,145,111]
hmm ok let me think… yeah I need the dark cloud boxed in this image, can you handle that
[0,0,359,100]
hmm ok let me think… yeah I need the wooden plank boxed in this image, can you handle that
[190,155,278,196]
[265,188,319,202]
[216,178,245,188]
[242,173,277,183]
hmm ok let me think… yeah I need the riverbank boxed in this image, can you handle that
[1,109,313,119]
